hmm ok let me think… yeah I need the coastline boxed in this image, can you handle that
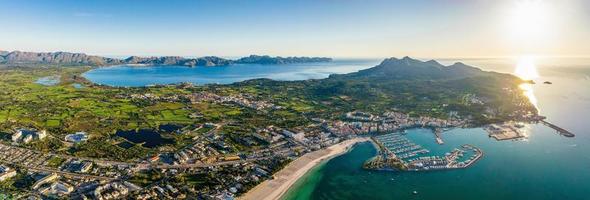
[239,137,369,200]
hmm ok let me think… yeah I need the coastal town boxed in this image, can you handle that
[0,104,495,199]
[0,53,573,199]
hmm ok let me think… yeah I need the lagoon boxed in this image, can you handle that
[115,129,175,148]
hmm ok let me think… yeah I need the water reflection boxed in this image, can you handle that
[515,56,540,112]
[519,83,539,111]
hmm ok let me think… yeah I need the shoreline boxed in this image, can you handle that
[239,137,369,200]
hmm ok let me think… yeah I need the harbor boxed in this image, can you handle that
[484,122,526,141]
[485,120,575,140]
[374,133,430,161]
[364,131,483,171]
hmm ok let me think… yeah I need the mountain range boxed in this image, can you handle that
[333,56,486,80]
[0,50,332,67]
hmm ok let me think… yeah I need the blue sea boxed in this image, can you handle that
[82,59,381,87]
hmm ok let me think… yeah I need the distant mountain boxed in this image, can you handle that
[236,55,332,64]
[336,56,484,80]
[123,56,233,67]
[0,51,332,67]
[0,51,121,66]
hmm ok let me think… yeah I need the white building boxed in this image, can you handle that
[12,129,48,144]
[51,181,74,195]
[0,165,16,181]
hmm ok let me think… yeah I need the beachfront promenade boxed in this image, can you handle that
[240,137,369,200]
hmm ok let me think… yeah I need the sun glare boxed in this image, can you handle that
[506,0,555,45]
[515,55,540,111]
[514,56,540,80]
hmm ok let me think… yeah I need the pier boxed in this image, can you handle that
[540,120,575,137]
[434,128,444,145]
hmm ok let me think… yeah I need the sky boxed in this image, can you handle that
[0,0,589,58]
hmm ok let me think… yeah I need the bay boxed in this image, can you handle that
[82,59,381,87]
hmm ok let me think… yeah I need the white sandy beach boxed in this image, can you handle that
[239,137,369,200]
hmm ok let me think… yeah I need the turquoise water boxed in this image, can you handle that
[83,59,380,87]
[283,58,590,200]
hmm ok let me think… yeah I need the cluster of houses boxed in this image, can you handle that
[0,143,58,170]
[127,93,182,102]
[133,160,283,200]
[173,138,223,165]
[93,181,137,200]
[135,183,185,199]
[189,92,281,111]
[325,111,466,136]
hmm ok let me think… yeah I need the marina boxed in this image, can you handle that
[374,133,430,161]
[367,131,483,171]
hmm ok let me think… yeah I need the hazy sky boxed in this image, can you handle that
[1,0,588,58]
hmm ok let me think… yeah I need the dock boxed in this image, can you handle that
[484,123,525,141]
[434,128,444,145]
[540,120,575,137]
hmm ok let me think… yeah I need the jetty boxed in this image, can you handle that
[434,128,444,145]
[540,120,575,137]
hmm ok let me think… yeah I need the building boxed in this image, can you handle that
[0,165,17,181]
[51,181,74,195]
[149,155,160,163]
[79,161,93,173]
[23,134,34,143]
[64,132,89,143]
[32,173,59,190]
[11,131,22,143]
[12,129,48,144]
[282,130,306,142]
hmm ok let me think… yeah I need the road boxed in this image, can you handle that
[27,167,116,181]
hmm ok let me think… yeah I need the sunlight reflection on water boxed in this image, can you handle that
[515,56,540,112]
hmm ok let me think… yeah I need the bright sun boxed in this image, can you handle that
[505,0,555,45]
